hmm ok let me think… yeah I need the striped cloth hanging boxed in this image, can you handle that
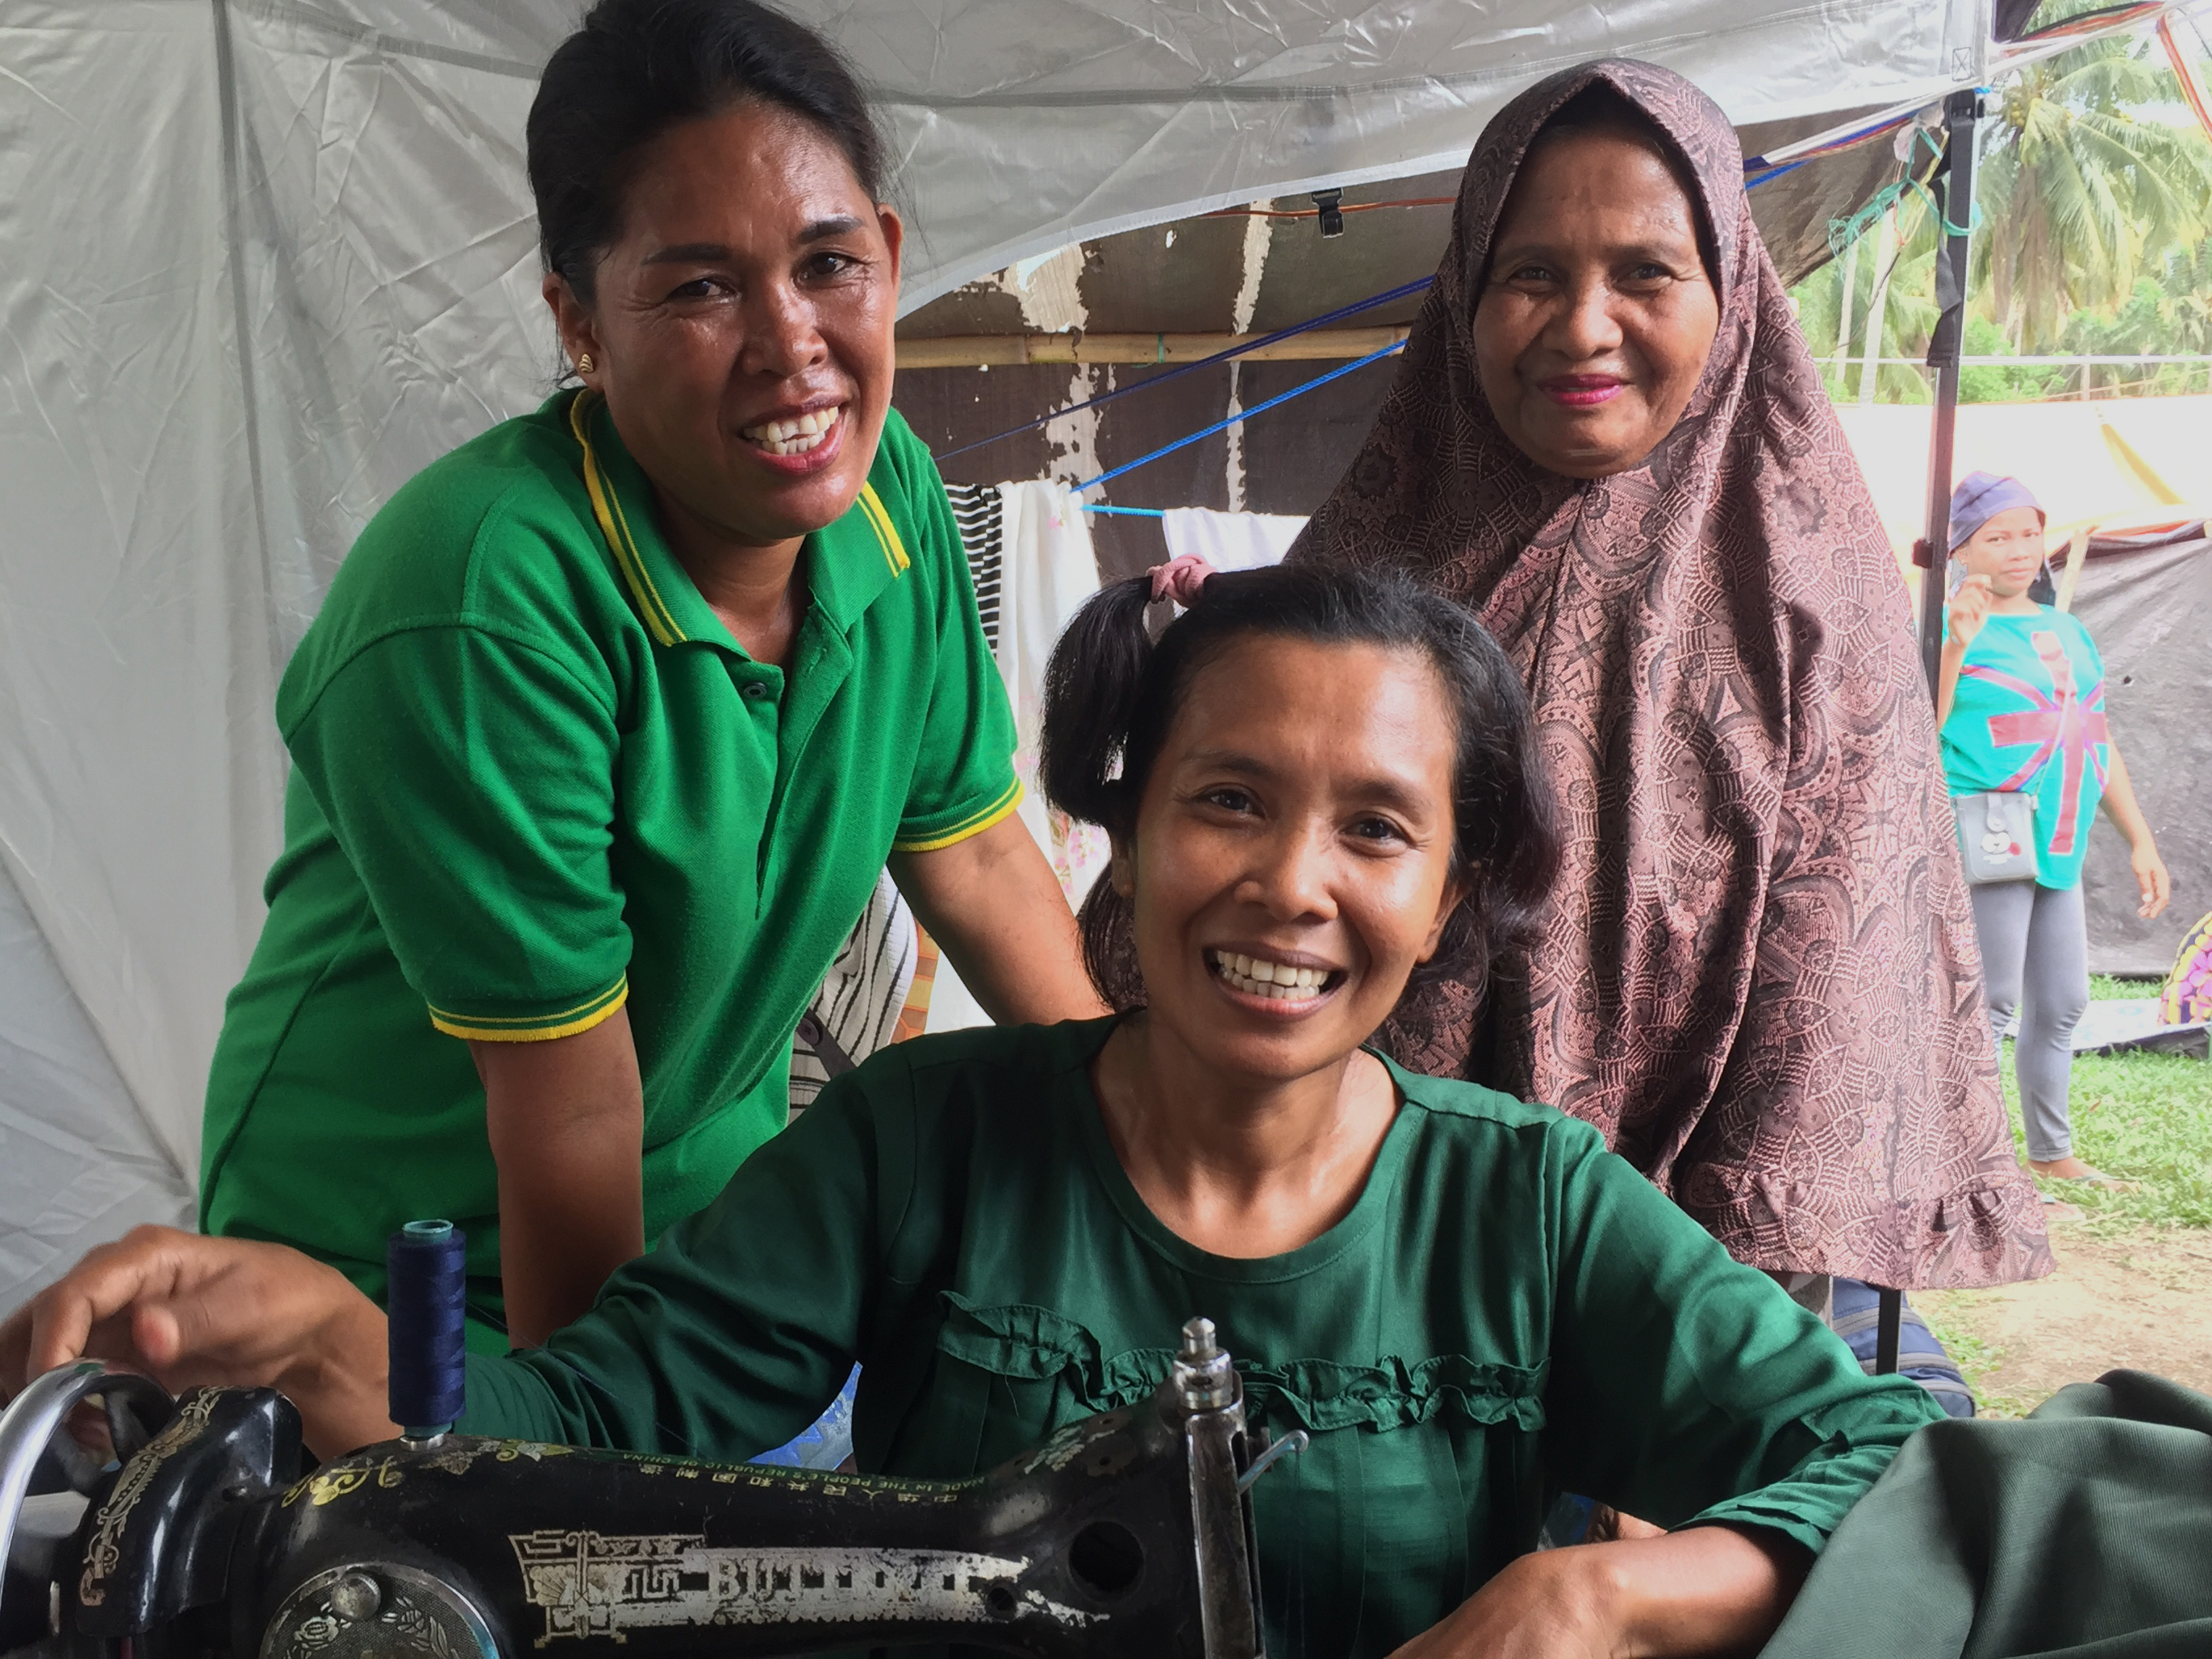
[788,482,1012,1111]
[943,482,1004,652]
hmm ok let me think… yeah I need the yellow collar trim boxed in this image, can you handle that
[569,392,687,648]
[856,483,912,577]
[571,393,907,644]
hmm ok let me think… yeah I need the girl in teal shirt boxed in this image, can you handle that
[1938,472,2171,1184]
[7,564,1941,1658]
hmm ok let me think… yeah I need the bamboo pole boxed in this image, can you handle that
[894,326,1411,369]
[1915,89,1980,701]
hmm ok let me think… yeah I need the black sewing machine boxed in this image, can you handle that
[0,1316,1282,1659]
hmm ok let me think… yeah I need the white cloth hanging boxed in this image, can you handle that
[996,482,1110,890]
[926,481,1109,1034]
[1162,508,1307,573]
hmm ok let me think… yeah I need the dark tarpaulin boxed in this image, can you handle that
[1761,1370,2212,1659]
[2068,529,2212,978]
[895,104,1904,588]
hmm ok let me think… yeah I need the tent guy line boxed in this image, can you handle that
[1074,338,1410,495]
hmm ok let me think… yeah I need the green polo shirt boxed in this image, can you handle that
[200,390,1018,1342]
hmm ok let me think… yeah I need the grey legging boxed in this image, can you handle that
[1967,879,2090,1162]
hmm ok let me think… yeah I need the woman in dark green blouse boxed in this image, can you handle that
[6,564,1944,1657]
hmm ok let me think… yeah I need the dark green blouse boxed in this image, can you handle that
[463,1018,1943,1658]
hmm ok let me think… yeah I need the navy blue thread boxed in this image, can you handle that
[387,1219,468,1434]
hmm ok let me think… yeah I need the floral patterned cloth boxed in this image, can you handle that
[1289,59,2047,1288]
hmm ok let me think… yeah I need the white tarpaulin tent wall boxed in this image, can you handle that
[0,0,1990,1313]
[1831,396,2212,558]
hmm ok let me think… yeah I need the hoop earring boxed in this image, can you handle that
[576,353,594,375]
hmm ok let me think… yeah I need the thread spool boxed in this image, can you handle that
[387,1218,467,1441]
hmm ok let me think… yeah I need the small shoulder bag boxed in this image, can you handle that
[1952,791,2040,885]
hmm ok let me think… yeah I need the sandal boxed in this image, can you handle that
[2029,1159,2138,1191]
[2052,1169,2137,1191]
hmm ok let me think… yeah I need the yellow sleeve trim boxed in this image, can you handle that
[429,977,629,1043]
[569,392,687,647]
[890,778,1023,854]
[855,483,912,577]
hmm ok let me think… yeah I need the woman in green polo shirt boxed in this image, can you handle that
[7,564,1943,1657]
[194,0,1101,1349]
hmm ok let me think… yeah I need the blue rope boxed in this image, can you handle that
[1080,504,1167,516]
[935,276,1433,462]
[1076,337,1406,495]
[1743,157,1812,190]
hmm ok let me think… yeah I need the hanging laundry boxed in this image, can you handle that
[817,481,1110,1041]
[788,483,1010,1080]
[787,868,920,1113]
[995,480,1112,916]
[943,482,1005,651]
[925,483,1112,1032]
[1163,506,1307,572]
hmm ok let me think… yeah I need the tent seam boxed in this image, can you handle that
[228,0,544,79]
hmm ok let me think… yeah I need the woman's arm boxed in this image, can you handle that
[474,1006,646,1347]
[2095,741,2171,920]
[1525,1128,1942,1654]
[1935,573,1993,728]
[3,1056,893,1464]
[890,815,1108,1023]
[0,1229,397,1458]
[1389,1524,1808,1659]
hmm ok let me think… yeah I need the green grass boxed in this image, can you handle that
[2005,977,2212,1234]
[1920,978,2209,1416]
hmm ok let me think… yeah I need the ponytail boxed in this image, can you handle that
[1038,575,1157,837]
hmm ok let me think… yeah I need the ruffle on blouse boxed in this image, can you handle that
[936,1294,1547,1433]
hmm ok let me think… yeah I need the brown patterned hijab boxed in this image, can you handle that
[1291,60,2047,1288]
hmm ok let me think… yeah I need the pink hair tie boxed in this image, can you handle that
[1149,554,1216,607]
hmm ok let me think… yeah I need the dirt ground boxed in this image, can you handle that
[1918,1216,2212,1416]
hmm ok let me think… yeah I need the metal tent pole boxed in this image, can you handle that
[1887,87,1984,1378]
[1914,87,1985,697]
[1875,1288,1904,1376]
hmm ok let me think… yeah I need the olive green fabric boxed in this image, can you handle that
[463,1017,1943,1657]
[1763,1369,2212,1659]
[201,390,1018,1343]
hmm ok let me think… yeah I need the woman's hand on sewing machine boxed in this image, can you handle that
[1386,1522,1809,1659]
[0,1225,399,1457]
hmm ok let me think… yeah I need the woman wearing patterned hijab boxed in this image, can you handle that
[1290,60,2048,1292]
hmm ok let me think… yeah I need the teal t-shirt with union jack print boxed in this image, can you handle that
[1940,607,2110,890]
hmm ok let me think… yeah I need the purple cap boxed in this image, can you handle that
[1949,471,2045,552]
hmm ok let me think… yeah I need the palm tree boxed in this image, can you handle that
[1972,18,2212,351]
[1790,14,2212,398]
[2153,237,2212,356]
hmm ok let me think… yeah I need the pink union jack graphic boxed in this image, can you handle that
[1962,630,2109,857]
